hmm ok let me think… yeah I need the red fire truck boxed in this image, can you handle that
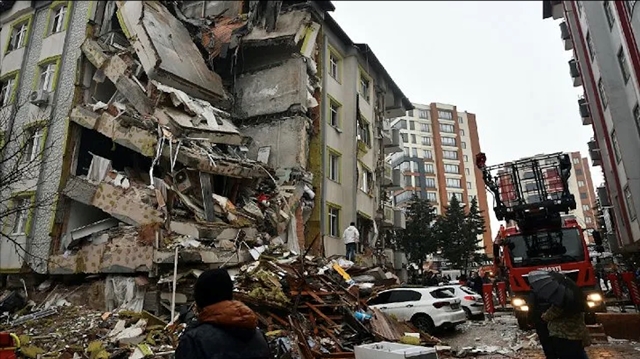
[475,152,606,329]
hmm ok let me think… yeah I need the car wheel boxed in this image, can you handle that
[463,307,472,319]
[411,314,435,334]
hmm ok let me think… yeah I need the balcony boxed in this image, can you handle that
[588,139,602,166]
[578,97,592,125]
[569,59,582,87]
[560,22,573,51]
[597,186,611,206]
[393,208,406,229]
[389,154,410,169]
[382,204,394,227]
[382,163,402,191]
[383,128,403,155]
[549,1,564,20]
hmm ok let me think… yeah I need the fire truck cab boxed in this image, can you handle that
[475,152,605,329]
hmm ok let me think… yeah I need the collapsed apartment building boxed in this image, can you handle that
[0,0,411,309]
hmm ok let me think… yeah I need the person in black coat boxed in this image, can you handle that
[175,269,271,359]
[528,291,557,359]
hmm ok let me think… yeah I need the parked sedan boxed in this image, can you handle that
[438,284,484,319]
[367,287,466,334]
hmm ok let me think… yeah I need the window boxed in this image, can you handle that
[425,163,435,174]
[598,78,608,109]
[443,150,458,160]
[465,168,470,175]
[421,136,431,146]
[357,117,371,146]
[328,205,340,237]
[328,151,341,182]
[446,178,461,188]
[410,134,416,144]
[438,110,453,120]
[361,168,373,194]
[577,1,583,15]
[467,181,472,189]
[604,1,615,29]
[7,20,29,52]
[418,109,429,119]
[412,148,418,157]
[444,164,459,174]
[329,52,340,80]
[578,180,585,187]
[359,72,371,102]
[0,74,17,107]
[582,204,591,211]
[572,157,580,164]
[439,123,455,133]
[24,127,44,162]
[407,110,414,117]
[425,178,436,188]
[463,155,468,162]
[461,141,467,149]
[48,4,68,35]
[423,150,433,159]
[447,192,463,201]
[468,195,476,202]
[426,192,437,201]
[39,62,57,92]
[460,129,465,136]
[11,196,31,235]
[624,186,637,220]
[441,136,456,147]
[404,175,413,187]
[420,123,431,132]
[458,116,463,124]
[401,133,408,142]
[633,104,640,140]
[394,119,407,130]
[625,1,635,14]
[329,100,340,128]
[618,47,631,83]
[409,121,415,131]
[612,131,622,163]
[585,216,593,224]
[580,192,588,200]
[586,32,595,60]
[575,169,583,176]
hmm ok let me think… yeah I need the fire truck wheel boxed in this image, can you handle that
[411,313,435,334]
[516,313,530,330]
[585,311,596,325]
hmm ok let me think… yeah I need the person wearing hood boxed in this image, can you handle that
[175,269,271,359]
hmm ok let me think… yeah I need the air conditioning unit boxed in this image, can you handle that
[29,90,49,106]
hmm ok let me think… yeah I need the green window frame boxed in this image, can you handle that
[44,1,73,37]
[327,202,341,237]
[32,56,62,93]
[328,96,342,129]
[327,147,342,183]
[21,120,49,165]
[0,70,20,107]
[4,191,36,236]
[3,14,34,54]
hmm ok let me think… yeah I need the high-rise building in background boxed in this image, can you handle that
[387,102,493,255]
[543,1,640,253]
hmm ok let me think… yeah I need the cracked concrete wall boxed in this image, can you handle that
[4,2,91,273]
[242,116,310,170]
[234,57,309,119]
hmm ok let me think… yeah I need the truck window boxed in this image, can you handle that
[507,228,585,267]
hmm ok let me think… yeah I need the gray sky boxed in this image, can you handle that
[332,1,601,234]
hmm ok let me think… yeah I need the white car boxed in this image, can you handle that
[367,287,467,334]
[438,285,484,318]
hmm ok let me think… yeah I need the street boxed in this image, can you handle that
[434,312,640,358]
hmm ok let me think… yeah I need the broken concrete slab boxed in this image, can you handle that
[235,57,309,119]
[116,1,230,108]
[242,10,311,48]
[153,249,252,265]
[49,239,154,274]
[241,116,310,170]
[92,181,163,226]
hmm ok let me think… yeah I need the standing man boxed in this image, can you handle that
[343,222,359,261]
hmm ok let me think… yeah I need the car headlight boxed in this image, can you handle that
[587,293,603,302]
[512,298,526,307]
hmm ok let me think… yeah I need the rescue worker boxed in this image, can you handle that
[342,222,360,261]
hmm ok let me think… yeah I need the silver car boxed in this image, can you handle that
[438,284,484,318]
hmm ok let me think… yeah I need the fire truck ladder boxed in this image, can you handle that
[475,152,576,235]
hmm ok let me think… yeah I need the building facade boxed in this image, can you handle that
[0,1,409,274]
[387,102,493,254]
[543,1,640,253]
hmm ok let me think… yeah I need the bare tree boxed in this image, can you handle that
[0,95,67,271]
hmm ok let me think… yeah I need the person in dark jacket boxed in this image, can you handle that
[528,291,557,359]
[175,269,271,359]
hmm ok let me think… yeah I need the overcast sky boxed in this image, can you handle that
[332,1,600,234]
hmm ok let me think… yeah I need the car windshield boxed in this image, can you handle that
[507,228,585,268]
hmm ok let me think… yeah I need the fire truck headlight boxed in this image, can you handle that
[520,305,529,312]
[512,298,526,307]
[587,301,596,308]
[587,293,603,302]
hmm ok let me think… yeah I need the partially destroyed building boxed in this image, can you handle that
[0,0,410,286]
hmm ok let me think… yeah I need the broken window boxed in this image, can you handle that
[11,196,31,235]
[49,5,68,35]
[329,101,340,128]
[359,73,371,102]
[328,151,341,182]
[328,206,340,237]
[329,52,340,80]
[7,21,28,52]
[24,127,44,163]
[357,116,371,147]
[360,167,373,194]
[1,75,16,106]
[39,62,57,92]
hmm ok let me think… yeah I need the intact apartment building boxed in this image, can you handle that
[0,0,410,275]
[543,1,640,253]
[387,102,494,255]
